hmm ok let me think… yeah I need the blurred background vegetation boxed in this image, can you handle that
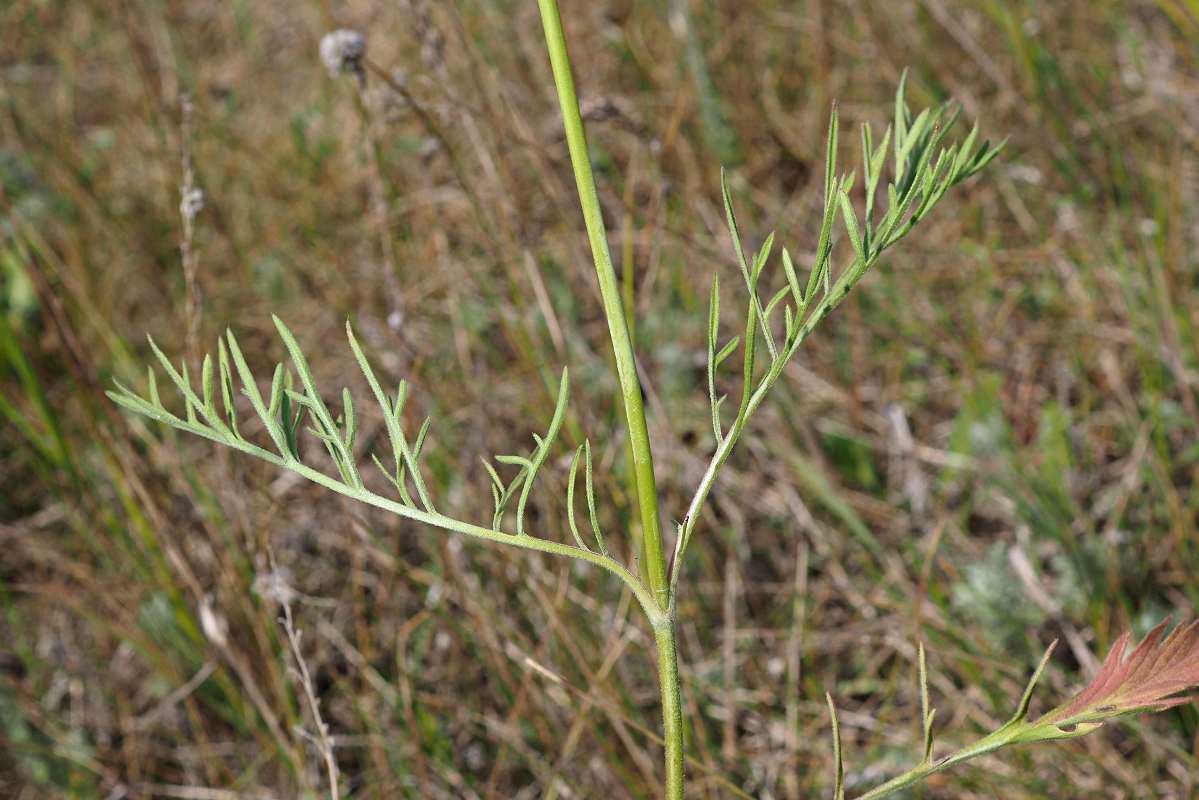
[2,0,1198,797]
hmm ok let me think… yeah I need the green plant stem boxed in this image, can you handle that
[653,614,685,800]
[536,4,682,798]
[672,246,876,587]
[133,405,662,613]
[853,719,1068,800]
[535,0,669,612]
[673,269,836,586]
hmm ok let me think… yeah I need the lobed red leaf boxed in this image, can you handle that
[1040,618,1199,726]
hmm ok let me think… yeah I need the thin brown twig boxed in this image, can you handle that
[272,551,340,800]
[178,94,203,372]
[785,541,808,800]
[350,76,406,328]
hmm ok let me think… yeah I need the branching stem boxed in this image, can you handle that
[535,4,679,797]
[535,0,669,614]
[112,18,1009,800]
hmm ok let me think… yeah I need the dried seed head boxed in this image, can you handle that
[252,565,298,606]
[199,594,229,649]
[319,29,366,79]
[179,187,204,221]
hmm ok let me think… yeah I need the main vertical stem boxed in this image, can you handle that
[535,0,668,612]
[536,4,683,799]
[654,614,686,800]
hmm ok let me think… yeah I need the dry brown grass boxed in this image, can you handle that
[2,0,1198,798]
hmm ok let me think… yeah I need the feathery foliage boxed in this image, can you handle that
[103,5,1199,799]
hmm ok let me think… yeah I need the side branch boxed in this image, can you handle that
[108,324,660,621]
[673,77,1002,588]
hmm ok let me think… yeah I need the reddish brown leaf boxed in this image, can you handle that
[1039,618,1199,727]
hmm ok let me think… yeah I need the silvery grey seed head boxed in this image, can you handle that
[199,594,229,649]
[252,566,298,605]
[319,29,367,79]
[179,187,204,221]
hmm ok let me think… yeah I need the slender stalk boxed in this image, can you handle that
[242,439,661,618]
[654,615,685,800]
[178,95,203,373]
[535,0,669,612]
[535,4,683,798]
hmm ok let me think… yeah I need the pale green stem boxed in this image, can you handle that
[653,614,685,800]
[138,412,662,615]
[535,4,682,799]
[671,253,865,587]
[535,0,669,613]
[854,719,1066,800]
